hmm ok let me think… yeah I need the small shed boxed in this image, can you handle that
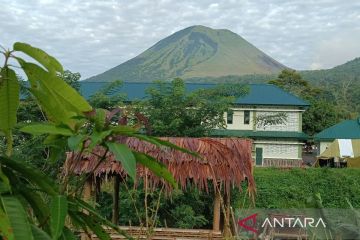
[65,137,255,235]
[314,118,360,155]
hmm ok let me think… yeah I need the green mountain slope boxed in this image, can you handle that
[300,57,360,84]
[85,25,287,82]
[192,57,360,84]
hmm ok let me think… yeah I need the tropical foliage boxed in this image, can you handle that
[0,42,183,239]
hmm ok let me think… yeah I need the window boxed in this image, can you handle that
[244,110,250,124]
[227,111,233,124]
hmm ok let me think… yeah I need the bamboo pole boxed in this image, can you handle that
[82,176,93,240]
[223,190,231,237]
[83,175,93,202]
[95,177,101,203]
[112,175,120,225]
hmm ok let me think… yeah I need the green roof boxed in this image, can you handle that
[211,129,308,140]
[314,119,360,141]
[79,82,309,107]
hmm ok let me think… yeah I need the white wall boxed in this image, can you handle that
[254,141,302,160]
[225,107,303,132]
[225,110,253,130]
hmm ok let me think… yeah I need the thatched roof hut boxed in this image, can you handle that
[65,137,254,233]
[65,137,254,193]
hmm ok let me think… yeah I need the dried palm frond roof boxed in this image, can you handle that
[65,137,255,195]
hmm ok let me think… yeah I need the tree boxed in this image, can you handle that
[59,69,81,91]
[140,78,248,137]
[269,69,320,98]
[302,99,339,136]
[88,80,126,109]
[269,69,339,136]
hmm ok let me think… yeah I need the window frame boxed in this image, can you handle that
[244,110,250,125]
[227,111,233,124]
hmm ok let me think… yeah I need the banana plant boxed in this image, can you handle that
[0,42,191,239]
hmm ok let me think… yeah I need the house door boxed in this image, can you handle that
[255,148,263,166]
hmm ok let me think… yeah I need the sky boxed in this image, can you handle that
[1,0,360,79]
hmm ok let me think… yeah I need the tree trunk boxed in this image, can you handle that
[213,187,221,231]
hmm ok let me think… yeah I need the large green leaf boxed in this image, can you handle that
[61,227,78,240]
[1,196,34,240]
[133,152,177,189]
[13,42,63,74]
[109,125,137,134]
[78,212,111,240]
[29,87,76,126]
[0,167,11,194]
[50,195,68,240]
[106,142,136,180]
[68,197,133,239]
[0,156,57,196]
[0,207,14,240]
[20,124,74,136]
[19,62,92,126]
[23,66,77,127]
[67,134,86,151]
[0,67,19,132]
[31,225,52,240]
[19,186,51,234]
[88,130,112,150]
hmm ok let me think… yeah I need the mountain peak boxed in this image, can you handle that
[86,26,287,82]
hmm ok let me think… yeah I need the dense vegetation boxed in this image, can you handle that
[234,167,360,209]
[93,167,360,229]
[301,58,360,116]
[97,184,214,229]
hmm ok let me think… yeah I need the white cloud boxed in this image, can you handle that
[0,0,359,78]
[311,30,360,69]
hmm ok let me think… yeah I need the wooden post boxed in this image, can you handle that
[82,176,93,240]
[223,190,231,237]
[213,187,221,231]
[112,175,120,225]
[83,175,93,202]
[95,177,101,203]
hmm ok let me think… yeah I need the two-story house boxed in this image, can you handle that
[211,84,309,167]
[80,82,309,167]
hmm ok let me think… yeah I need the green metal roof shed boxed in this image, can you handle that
[314,119,360,141]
